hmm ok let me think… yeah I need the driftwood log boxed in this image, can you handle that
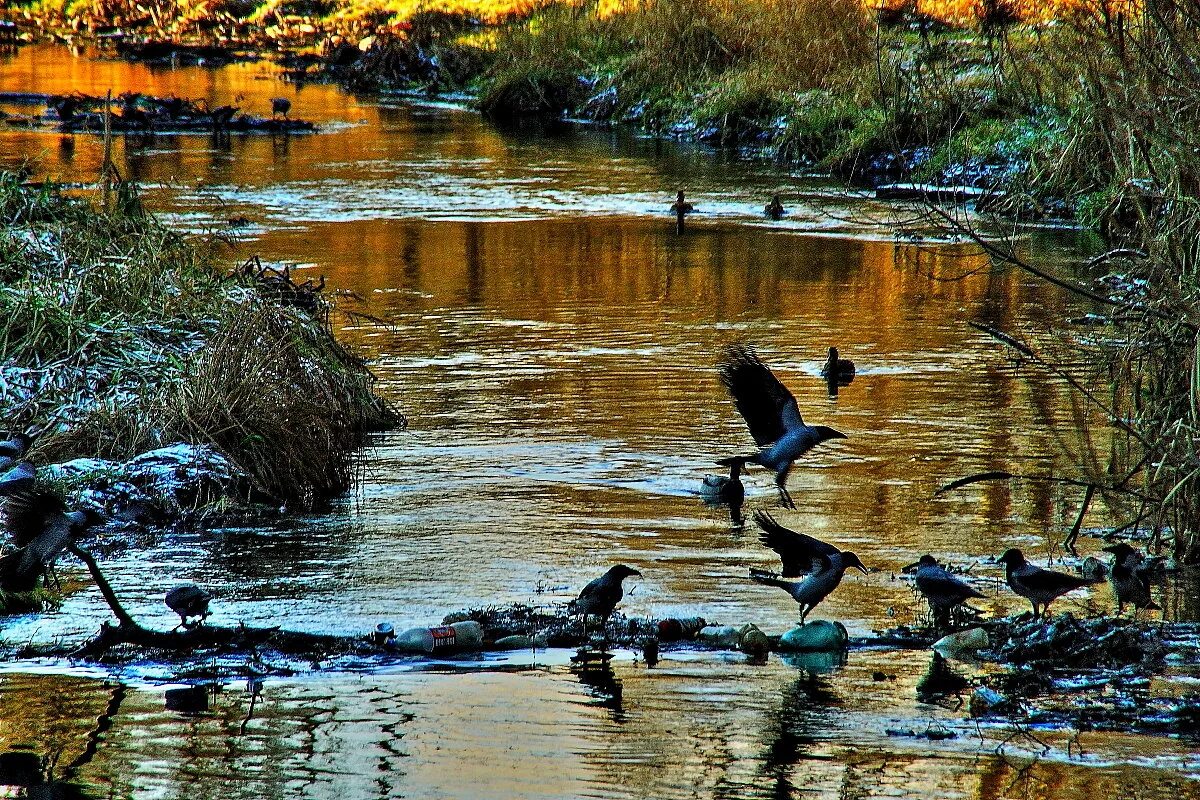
[67,543,370,660]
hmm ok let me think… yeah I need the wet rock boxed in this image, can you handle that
[777,621,848,652]
[48,443,249,526]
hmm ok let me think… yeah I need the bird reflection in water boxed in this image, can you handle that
[758,662,841,798]
[570,657,625,723]
[916,653,970,710]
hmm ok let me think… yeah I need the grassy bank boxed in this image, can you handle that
[0,173,398,508]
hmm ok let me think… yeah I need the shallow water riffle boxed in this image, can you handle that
[2,653,1200,800]
[2,43,1199,799]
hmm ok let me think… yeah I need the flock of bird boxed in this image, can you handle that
[569,341,1162,639]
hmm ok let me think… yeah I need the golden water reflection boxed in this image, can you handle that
[1,43,1193,800]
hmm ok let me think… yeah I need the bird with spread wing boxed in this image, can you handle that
[717,345,846,508]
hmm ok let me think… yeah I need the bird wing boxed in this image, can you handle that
[572,574,616,616]
[718,345,804,446]
[752,510,839,577]
[2,490,66,548]
[1024,567,1091,596]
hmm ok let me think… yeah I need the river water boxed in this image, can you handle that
[1,45,1198,799]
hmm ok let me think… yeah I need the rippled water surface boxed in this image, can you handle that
[2,45,1198,799]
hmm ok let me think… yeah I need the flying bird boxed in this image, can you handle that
[570,564,642,636]
[904,554,987,629]
[750,551,868,624]
[1102,543,1159,615]
[0,490,102,591]
[995,548,1094,619]
[717,345,846,508]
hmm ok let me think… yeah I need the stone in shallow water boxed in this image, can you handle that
[777,621,848,652]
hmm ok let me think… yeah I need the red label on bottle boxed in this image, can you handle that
[430,626,457,648]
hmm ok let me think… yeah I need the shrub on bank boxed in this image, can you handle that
[0,173,398,509]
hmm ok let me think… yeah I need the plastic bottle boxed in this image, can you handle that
[392,621,484,654]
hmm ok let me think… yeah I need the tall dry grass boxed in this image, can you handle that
[0,173,397,508]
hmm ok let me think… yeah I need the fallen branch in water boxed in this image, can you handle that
[66,542,369,660]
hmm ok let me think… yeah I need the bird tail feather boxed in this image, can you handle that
[749,568,792,590]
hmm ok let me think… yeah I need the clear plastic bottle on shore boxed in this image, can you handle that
[392,621,484,654]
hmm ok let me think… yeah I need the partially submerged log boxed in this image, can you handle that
[0,91,315,135]
[66,542,371,660]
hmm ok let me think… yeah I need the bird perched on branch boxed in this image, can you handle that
[0,490,103,592]
[717,345,846,508]
[750,551,867,624]
[570,564,641,636]
[996,548,1094,619]
[904,554,986,629]
[1101,543,1160,615]
[165,585,212,630]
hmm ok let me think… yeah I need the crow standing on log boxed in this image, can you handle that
[0,490,103,592]
[165,585,212,629]
[570,564,641,636]
[996,548,1094,619]
[717,345,846,508]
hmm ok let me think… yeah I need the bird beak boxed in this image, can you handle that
[631,569,642,577]
[901,560,921,574]
[854,563,868,575]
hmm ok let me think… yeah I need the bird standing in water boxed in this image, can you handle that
[717,345,847,508]
[571,564,642,637]
[670,190,695,234]
[1102,543,1159,615]
[764,194,785,220]
[996,548,1094,619]
[905,555,986,630]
